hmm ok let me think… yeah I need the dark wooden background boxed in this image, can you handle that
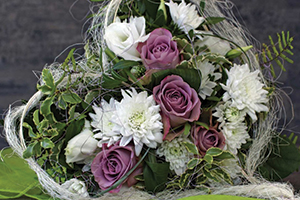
[1,0,299,191]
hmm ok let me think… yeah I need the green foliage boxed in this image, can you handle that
[142,149,170,193]
[147,67,202,91]
[261,31,294,77]
[0,148,51,200]
[258,133,300,181]
[203,17,225,26]
[167,148,234,190]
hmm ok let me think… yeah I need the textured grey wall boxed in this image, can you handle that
[1,0,300,188]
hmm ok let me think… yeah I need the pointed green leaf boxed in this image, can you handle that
[113,60,140,70]
[203,17,225,26]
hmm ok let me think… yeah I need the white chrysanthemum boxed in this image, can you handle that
[221,122,249,155]
[157,137,193,175]
[111,88,163,156]
[221,64,269,121]
[213,101,246,128]
[197,61,222,99]
[166,0,205,33]
[89,98,121,147]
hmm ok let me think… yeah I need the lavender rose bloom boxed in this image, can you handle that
[137,28,180,70]
[191,126,225,156]
[153,75,201,138]
[91,143,141,193]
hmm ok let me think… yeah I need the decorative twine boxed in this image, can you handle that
[4,0,299,199]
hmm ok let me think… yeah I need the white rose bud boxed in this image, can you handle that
[65,120,98,163]
[104,16,149,61]
[61,178,89,197]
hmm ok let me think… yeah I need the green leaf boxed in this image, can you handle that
[102,74,123,89]
[23,141,38,159]
[113,60,140,70]
[40,138,55,149]
[205,147,223,157]
[194,122,209,130]
[85,90,100,104]
[40,96,55,117]
[0,148,51,200]
[68,105,76,120]
[183,123,191,136]
[203,154,213,164]
[187,158,202,169]
[155,0,167,26]
[178,195,262,200]
[183,142,199,155]
[148,68,201,91]
[203,17,225,26]
[225,46,253,59]
[258,135,300,181]
[65,119,85,142]
[36,84,52,95]
[23,122,38,139]
[143,160,170,193]
[61,91,82,104]
[41,69,55,91]
[58,95,67,110]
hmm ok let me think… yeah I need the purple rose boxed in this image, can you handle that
[153,75,201,139]
[91,143,141,193]
[191,126,226,156]
[137,28,180,70]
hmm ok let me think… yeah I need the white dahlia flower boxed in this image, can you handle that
[197,61,222,99]
[166,0,205,33]
[221,64,269,121]
[157,137,194,175]
[111,88,163,156]
[90,98,121,147]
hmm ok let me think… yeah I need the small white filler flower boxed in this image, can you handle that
[166,0,205,33]
[90,98,121,147]
[111,88,163,156]
[221,64,269,121]
[157,137,193,175]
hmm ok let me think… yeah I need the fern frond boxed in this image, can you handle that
[260,31,294,77]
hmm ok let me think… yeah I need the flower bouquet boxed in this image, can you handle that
[4,0,300,199]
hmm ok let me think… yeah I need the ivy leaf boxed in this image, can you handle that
[258,135,300,181]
